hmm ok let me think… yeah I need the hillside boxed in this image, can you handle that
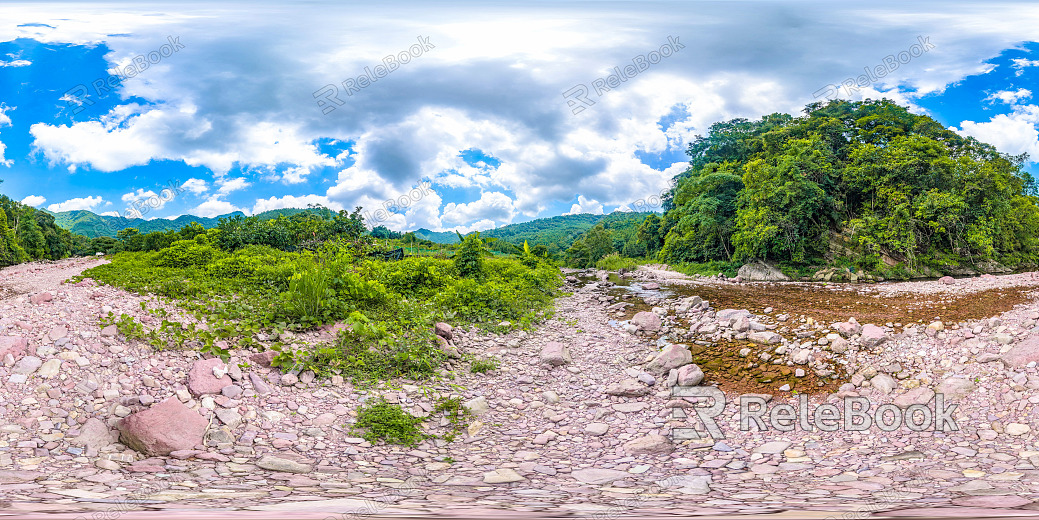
[50,207,327,238]
[651,99,1039,276]
[416,211,657,253]
[0,182,82,266]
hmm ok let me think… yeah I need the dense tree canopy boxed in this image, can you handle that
[655,99,1039,271]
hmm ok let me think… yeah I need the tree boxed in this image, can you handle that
[0,209,27,266]
[16,208,46,259]
[583,224,613,263]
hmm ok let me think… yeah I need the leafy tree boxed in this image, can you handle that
[16,208,46,259]
[453,232,487,277]
[583,223,613,263]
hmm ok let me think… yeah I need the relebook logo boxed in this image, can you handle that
[670,387,959,441]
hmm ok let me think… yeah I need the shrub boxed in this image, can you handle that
[154,239,222,268]
[351,398,428,446]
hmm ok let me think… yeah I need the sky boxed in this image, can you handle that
[0,1,1038,233]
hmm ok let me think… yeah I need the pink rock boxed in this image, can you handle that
[187,358,232,397]
[248,351,276,367]
[29,292,53,305]
[1002,335,1039,367]
[645,344,692,375]
[434,322,453,340]
[860,324,888,347]
[0,336,27,360]
[642,282,660,290]
[540,342,572,366]
[938,276,955,285]
[835,321,862,338]
[118,397,208,456]
[631,311,661,332]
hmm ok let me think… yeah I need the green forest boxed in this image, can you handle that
[566,99,1039,277]
[0,180,81,266]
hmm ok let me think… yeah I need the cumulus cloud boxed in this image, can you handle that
[953,104,1039,160]
[564,195,604,215]
[216,177,251,195]
[46,195,107,212]
[189,195,244,218]
[252,194,341,214]
[0,103,11,167]
[7,2,1039,224]
[0,59,30,67]
[20,195,45,206]
[986,89,1032,104]
[181,178,208,194]
[441,191,516,227]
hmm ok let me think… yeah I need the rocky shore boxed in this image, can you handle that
[1,259,1038,518]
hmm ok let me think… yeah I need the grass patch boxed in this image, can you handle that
[351,398,428,446]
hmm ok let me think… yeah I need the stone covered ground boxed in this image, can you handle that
[2,258,1039,519]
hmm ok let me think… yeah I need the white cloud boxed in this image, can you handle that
[100,211,120,217]
[181,178,208,194]
[953,104,1039,160]
[1012,58,1039,76]
[441,191,516,227]
[252,194,341,214]
[564,195,604,216]
[986,89,1032,105]
[0,59,30,67]
[20,195,45,207]
[46,195,107,212]
[189,195,244,218]
[216,177,251,195]
[0,104,11,167]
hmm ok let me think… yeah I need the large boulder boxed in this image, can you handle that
[540,342,572,366]
[0,336,27,360]
[1002,335,1039,367]
[630,311,661,332]
[118,397,208,456]
[716,309,752,321]
[835,320,862,338]
[893,387,935,409]
[737,260,791,282]
[859,324,888,348]
[645,344,692,375]
[187,358,232,397]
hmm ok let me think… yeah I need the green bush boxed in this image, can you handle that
[154,239,222,268]
[351,398,428,446]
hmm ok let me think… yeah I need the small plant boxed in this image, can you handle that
[469,356,500,374]
[351,398,428,446]
[433,396,473,441]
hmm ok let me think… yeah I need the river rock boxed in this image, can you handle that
[540,341,572,366]
[631,311,661,332]
[118,397,208,456]
[645,344,692,375]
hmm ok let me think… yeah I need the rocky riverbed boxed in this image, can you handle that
[2,259,1039,518]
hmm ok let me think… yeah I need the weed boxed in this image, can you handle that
[351,398,428,446]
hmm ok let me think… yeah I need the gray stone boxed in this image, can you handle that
[737,260,790,282]
[464,396,490,415]
[256,456,312,474]
[572,468,630,484]
[11,356,42,375]
[605,378,650,397]
[623,434,673,455]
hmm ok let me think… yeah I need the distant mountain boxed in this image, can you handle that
[415,211,657,253]
[413,228,461,244]
[49,207,325,238]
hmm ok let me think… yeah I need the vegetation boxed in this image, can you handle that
[566,100,1039,277]
[0,180,81,266]
[351,398,428,446]
[78,210,562,380]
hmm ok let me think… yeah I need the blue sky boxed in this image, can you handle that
[0,1,1038,232]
